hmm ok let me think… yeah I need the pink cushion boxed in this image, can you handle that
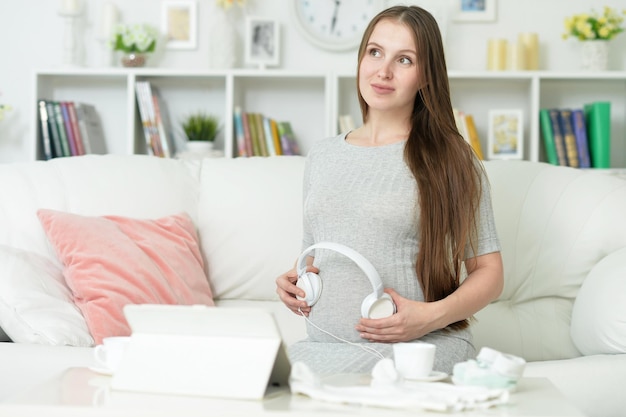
[37,209,214,344]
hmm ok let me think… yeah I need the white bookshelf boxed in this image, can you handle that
[33,69,626,167]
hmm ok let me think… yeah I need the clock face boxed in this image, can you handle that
[292,0,384,51]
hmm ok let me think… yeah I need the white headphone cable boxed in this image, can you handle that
[298,308,385,360]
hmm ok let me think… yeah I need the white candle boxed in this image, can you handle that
[518,32,539,70]
[100,2,119,39]
[487,39,508,71]
[507,42,526,71]
[60,0,81,14]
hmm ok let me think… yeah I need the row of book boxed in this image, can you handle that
[454,108,485,159]
[37,100,107,160]
[539,102,610,169]
[135,81,176,158]
[338,109,487,160]
[233,106,300,157]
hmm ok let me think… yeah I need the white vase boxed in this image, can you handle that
[208,8,238,69]
[186,141,214,153]
[580,40,608,71]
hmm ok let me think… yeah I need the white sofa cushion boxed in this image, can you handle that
[570,247,626,354]
[197,156,305,301]
[473,162,626,361]
[0,155,202,258]
[0,245,93,345]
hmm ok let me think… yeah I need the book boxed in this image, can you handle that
[134,81,163,157]
[270,118,283,156]
[584,101,611,168]
[277,121,300,156]
[134,82,153,155]
[52,102,71,157]
[245,112,261,156]
[142,82,165,157]
[60,101,78,156]
[571,109,591,168]
[37,100,53,160]
[252,113,269,157]
[452,109,483,159]
[538,109,558,166]
[66,101,85,155]
[74,103,108,154]
[233,106,248,157]
[151,86,174,158]
[557,109,579,168]
[262,116,277,156]
[45,101,66,157]
[464,114,484,160]
[547,109,568,166]
[241,111,254,157]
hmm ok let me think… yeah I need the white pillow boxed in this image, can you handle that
[0,245,94,346]
[571,248,626,355]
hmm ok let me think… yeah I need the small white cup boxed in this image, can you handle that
[93,336,130,373]
[393,342,436,379]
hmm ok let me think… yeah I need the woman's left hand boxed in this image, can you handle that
[355,289,439,343]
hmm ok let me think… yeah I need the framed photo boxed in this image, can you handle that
[453,0,497,22]
[245,17,280,68]
[161,0,197,49]
[487,109,523,160]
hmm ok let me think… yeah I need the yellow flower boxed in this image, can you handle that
[216,0,245,9]
[563,6,626,41]
[599,26,610,38]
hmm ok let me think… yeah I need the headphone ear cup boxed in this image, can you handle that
[361,292,396,319]
[296,272,322,306]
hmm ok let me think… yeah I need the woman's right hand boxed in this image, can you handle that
[275,266,319,316]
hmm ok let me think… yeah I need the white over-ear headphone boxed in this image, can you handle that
[295,242,396,319]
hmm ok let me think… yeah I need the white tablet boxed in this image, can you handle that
[111,304,291,400]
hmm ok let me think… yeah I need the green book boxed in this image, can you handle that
[52,101,71,157]
[584,101,611,168]
[45,101,63,158]
[548,109,568,166]
[539,109,558,165]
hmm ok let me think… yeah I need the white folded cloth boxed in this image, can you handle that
[289,359,510,412]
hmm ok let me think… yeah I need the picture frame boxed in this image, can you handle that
[487,109,523,160]
[161,0,197,50]
[244,17,280,68]
[453,0,497,22]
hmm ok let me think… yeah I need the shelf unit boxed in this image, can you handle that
[33,69,626,167]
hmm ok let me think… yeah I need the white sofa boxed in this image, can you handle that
[0,154,625,416]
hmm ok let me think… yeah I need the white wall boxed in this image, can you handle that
[0,0,625,162]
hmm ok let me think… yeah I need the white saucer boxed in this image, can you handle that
[88,366,114,376]
[404,371,448,382]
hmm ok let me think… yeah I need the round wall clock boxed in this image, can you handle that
[291,0,385,51]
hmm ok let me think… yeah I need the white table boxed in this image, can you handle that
[1,368,586,417]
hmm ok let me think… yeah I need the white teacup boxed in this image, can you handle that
[393,342,436,379]
[93,336,131,373]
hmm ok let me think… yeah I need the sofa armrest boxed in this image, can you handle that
[570,247,626,355]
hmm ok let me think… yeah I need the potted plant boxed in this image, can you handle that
[109,23,158,67]
[181,112,220,153]
[562,6,626,71]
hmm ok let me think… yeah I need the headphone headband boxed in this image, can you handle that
[296,242,384,298]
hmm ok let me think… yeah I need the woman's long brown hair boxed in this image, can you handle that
[357,6,483,330]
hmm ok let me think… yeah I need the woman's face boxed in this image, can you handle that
[358,19,422,116]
